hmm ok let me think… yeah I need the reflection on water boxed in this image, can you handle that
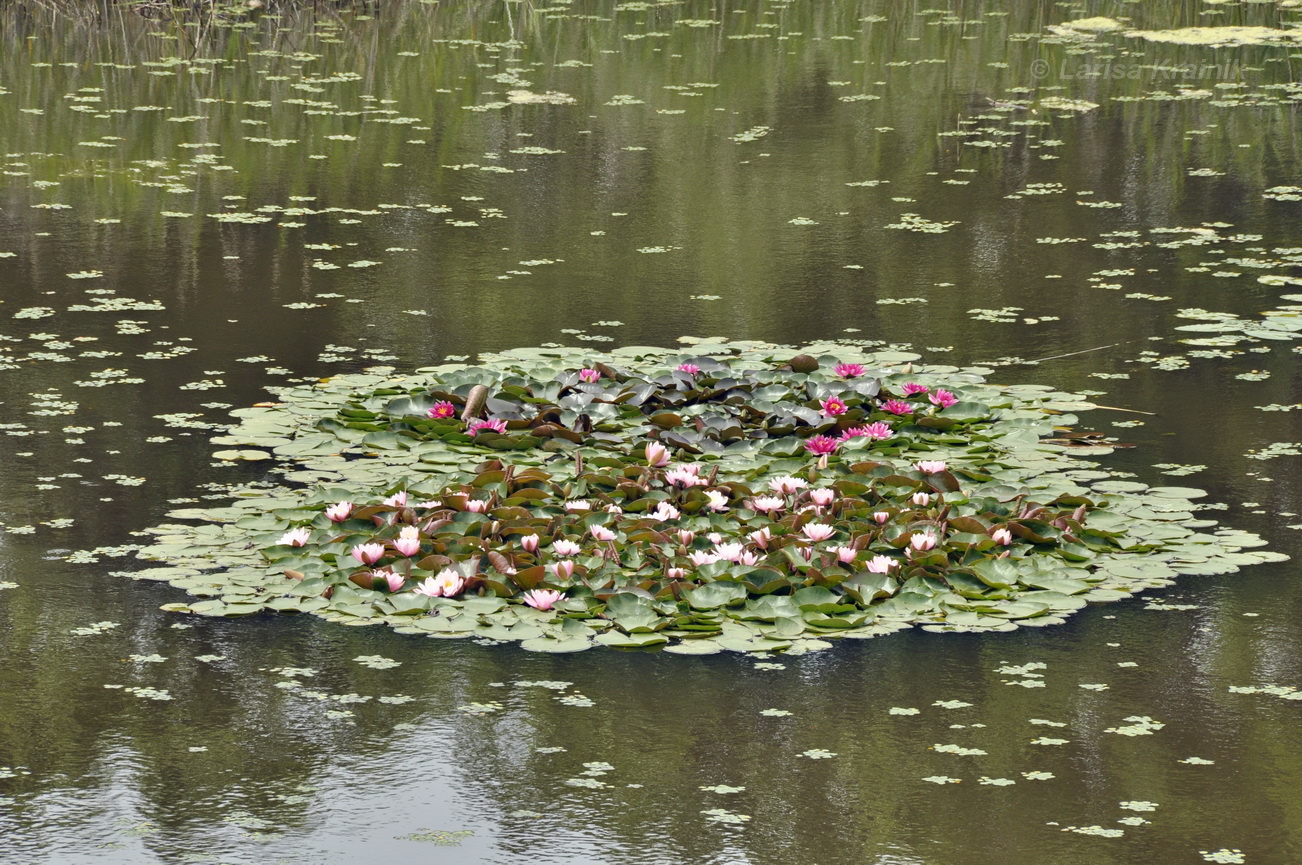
[0,0,1300,861]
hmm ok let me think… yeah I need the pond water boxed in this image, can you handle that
[1,1,1300,862]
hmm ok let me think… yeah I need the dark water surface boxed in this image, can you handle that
[1,1,1300,862]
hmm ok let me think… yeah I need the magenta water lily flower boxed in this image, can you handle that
[929,389,958,409]
[865,554,897,573]
[834,362,866,379]
[520,533,540,553]
[351,542,386,565]
[677,362,701,376]
[820,396,848,417]
[646,441,670,468]
[803,435,840,456]
[901,382,930,397]
[522,589,564,611]
[325,501,353,523]
[578,368,601,383]
[278,527,311,547]
[842,421,892,441]
[553,539,582,556]
[991,527,1013,545]
[915,460,947,474]
[881,399,915,416]
[468,418,507,436]
[427,401,456,419]
[393,526,422,557]
[910,531,938,551]
[802,523,836,542]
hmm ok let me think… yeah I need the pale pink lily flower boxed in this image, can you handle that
[521,534,540,552]
[431,567,465,597]
[653,502,681,521]
[810,488,835,507]
[279,527,311,547]
[646,441,670,467]
[834,362,866,379]
[929,389,958,409]
[676,529,696,546]
[915,460,947,475]
[384,491,408,508]
[688,551,720,567]
[606,504,624,515]
[551,560,575,580]
[351,543,386,565]
[373,568,405,593]
[749,495,785,514]
[736,551,762,567]
[910,531,938,551]
[666,466,707,488]
[991,528,1013,545]
[393,526,422,557]
[832,546,857,564]
[590,525,617,542]
[712,542,745,562]
[749,527,773,549]
[707,532,724,544]
[901,382,930,397]
[769,476,809,495]
[704,489,729,512]
[820,397,848,417]
[553,539,582,556]
[412,576,443,597]
[522,589,564,611]
[325,501,353,523]
[802,523,836,542]
[564,499,591,512]
[872,511,891,524]
[578,368,601,383]
[413,500,442,509]
[865,555,897,573]
[667,567,687,580]
[910,492,931,507]
[465,499,489,513]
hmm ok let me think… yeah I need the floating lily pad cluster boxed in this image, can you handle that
[135,341,1282,654]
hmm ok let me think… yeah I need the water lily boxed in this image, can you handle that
[412,576,443,597]
[821,396,848,417]
[578,368,601,383]
[465,499,488,513]
[667,567,687,580]
[520,533,540,553]
[834,362,866,378]
[564,499,591,512]
[653,502,681,521]
[325,501,353,523]
[803,435,840,456]
[553,539,582,556]
[929,389,958,409]
[373,567,405,592]
[707,532,724,545]
[992,527,1013,545]
[749,527,773,549]
[646,441,670,467]
[881,399,915,416]
[802,523,836,542]
[426,401,457,419]
[910,492,931,507]
[677,362,701,376]
[351,542,386,565]
[393,526,422,557]
[688,551,721,567]
[865,555,897,573]
[704,489,729,511]
[666,465,707,488]
[712,542,745,561]
[431,567,465,597]
[384,491,408,508]
[551,560,575,580]
[590,525,617,542]
[769,476,809,495]
[736,550,761,566]
[831,546,857,564]
[278,527,310,547]
[910,531,938,551]
[915,460,947,474]
[749,495,785,514]
[842,421,892,441]
[522,589,564,610]
[606,504,624,515]
[810,488,835,507]
[468,418,508,435]
[872,511,891,524]
[676,529,695,545]
[901,382,930,397]
[413,499,442,509]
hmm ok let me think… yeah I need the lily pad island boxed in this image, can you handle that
[143,343,1280,653]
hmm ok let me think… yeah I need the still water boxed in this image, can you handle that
[0,1,1300,862]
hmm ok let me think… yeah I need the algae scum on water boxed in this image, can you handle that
[83,341,1284,654]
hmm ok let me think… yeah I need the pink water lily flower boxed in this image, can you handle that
[802,523,836,542]
[804,435,840,456]
[278,527,311,547]
[842,421,892,441]
[653,502,681,521]
[910,531,938,551]
[565,499,591,512]
[432,567,465,597]
[915,460,947,474]
[991,527,1013,545]
[578,368,601,383]
[427,401,457,419]
[384,491,408,508]
[520,533,540,553]
[646,441,670,468]
[810,488,835,507]
[551,560,575,580]
[712,542,745,562]
[606,504,624,515]
[666,465,707,488]
[465,499,489,513]
[749,495,785,514]
[675,529,695,546]
[901,382,930,397]
[667,567,687,580]
[910,492,931,507]
[677,362,701,376]
[413,500,442,509]
[351,543,386,565]
[872,511,891,525]
[865,555,897,573]
[929,389,958,409]
[704,489,729,512]
[553,539,582,557]
[590,525,617,542]
[522,589,564,611]
[373,567,405,593]
[325,501,353,523]
[881,399,915,416]
[688,551,721,567]
[821,396,848,417]
[736,550,761,567]
[831,546,858,564]
[412,576,442,597]
[707,532,724,545]
[468,418,508,436]
[749,527,773,549]
[393,526,422,557]
[834,362,866,379]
